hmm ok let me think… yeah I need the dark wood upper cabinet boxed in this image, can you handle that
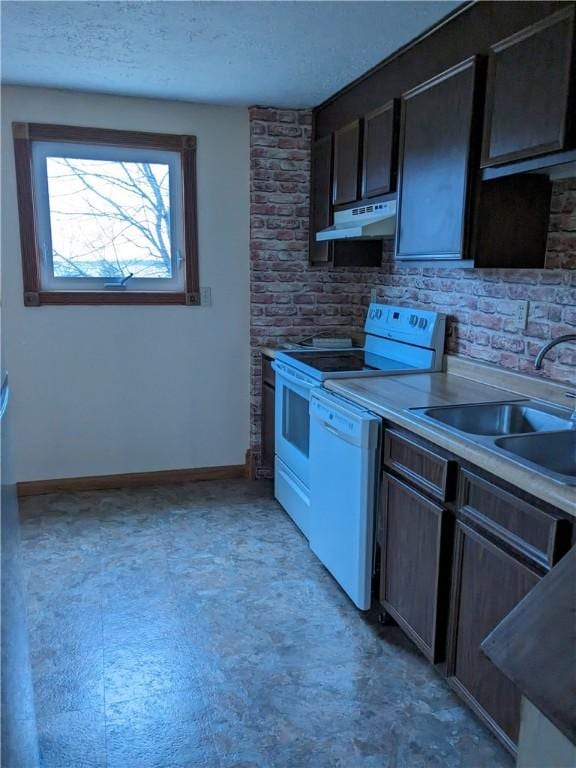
[361,101,398,198]
[310,5,566,268]
[309,131,383,267]
[447,522,541,751]
[395,57,483,261]
[394,54,552,268]
[481,7,576,167]
[332,120,361,205]
[309,134,333,266]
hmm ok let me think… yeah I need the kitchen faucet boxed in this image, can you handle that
[534,334,576,370]
[534,334,576,425]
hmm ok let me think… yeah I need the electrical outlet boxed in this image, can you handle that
[370,287,378,303]
[200,287,212,306]
[515,300,529,329]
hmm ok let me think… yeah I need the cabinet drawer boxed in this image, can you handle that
[383,430,456,502]
[457,469,568,570]
[262,354,275,387]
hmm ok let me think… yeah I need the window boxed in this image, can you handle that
[12,123,199,305]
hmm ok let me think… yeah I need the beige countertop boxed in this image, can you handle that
[325,370,575,518]
[260,345,574,516]
[261,346,278,360]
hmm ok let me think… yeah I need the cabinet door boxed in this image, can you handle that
[333,120,360,205]
[362,101,397,198]
[481,7,575,167]
[379,474,450,662]
[395,57,482,261]
[309,135,333,265]
[261,381,275,469]
[447,521,540,750]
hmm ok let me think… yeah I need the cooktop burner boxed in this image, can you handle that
[283,349,416,374]
[274,304,446,382]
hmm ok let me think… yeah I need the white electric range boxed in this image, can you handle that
[271,303,446,540]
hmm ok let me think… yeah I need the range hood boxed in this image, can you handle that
[316,198,396,242]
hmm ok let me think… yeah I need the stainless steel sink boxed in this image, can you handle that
[409,399,575,485]
[495,431,576,483]
[414,401,572,436]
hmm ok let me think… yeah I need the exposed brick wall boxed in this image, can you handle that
[249,107,576,469]
[368,181,576,382]
[250,106,371,471]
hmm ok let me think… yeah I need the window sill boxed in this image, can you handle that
[24,291,200,306]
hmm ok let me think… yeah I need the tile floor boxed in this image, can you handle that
[19,479,513,768]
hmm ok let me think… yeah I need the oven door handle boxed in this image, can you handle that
[272,362,316,392]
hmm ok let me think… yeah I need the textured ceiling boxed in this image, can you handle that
[1,1,463,107]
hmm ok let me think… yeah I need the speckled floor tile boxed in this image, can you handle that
[102,594,184,646]
[106,689,219,768]
[36,707,106,768]
[21,478,513,768]
[27,604,103,655]
[31,640,104,717]
[103,634,199,705]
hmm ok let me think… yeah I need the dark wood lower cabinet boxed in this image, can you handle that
[446,521,541,750]
[260,354,275,470]
[377,425,573,755]
[261,380,275,468]
[379,474,450,662]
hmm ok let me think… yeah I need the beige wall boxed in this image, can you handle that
[1,86,250,482]
[518,697,576,768]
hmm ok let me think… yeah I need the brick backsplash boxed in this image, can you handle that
[249,106,576,468]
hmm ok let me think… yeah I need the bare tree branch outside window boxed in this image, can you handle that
[46,158,172,279]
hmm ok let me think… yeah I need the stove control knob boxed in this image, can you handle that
[418,317,428,329]
[376,309,382,319]
[409,314,418,326]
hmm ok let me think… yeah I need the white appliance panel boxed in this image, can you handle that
[272,304,445,550]
[276,303,446,380]
[274,456,310,539]
[272,361,316,490]
[309,389,380,610]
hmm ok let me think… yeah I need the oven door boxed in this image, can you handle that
[272,361,316,488]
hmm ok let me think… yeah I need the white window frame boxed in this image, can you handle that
[31,141,185,293]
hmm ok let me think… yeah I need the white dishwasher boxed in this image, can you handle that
[309,388,381,610]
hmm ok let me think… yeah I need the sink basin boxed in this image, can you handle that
[410,400,575,485]
[416,401,572,436]
[495,431,576,482]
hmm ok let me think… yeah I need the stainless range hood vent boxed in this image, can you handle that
[316,198,396,242]
[353,204,376,216]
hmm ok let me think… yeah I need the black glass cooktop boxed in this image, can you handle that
[284,349,414,373]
